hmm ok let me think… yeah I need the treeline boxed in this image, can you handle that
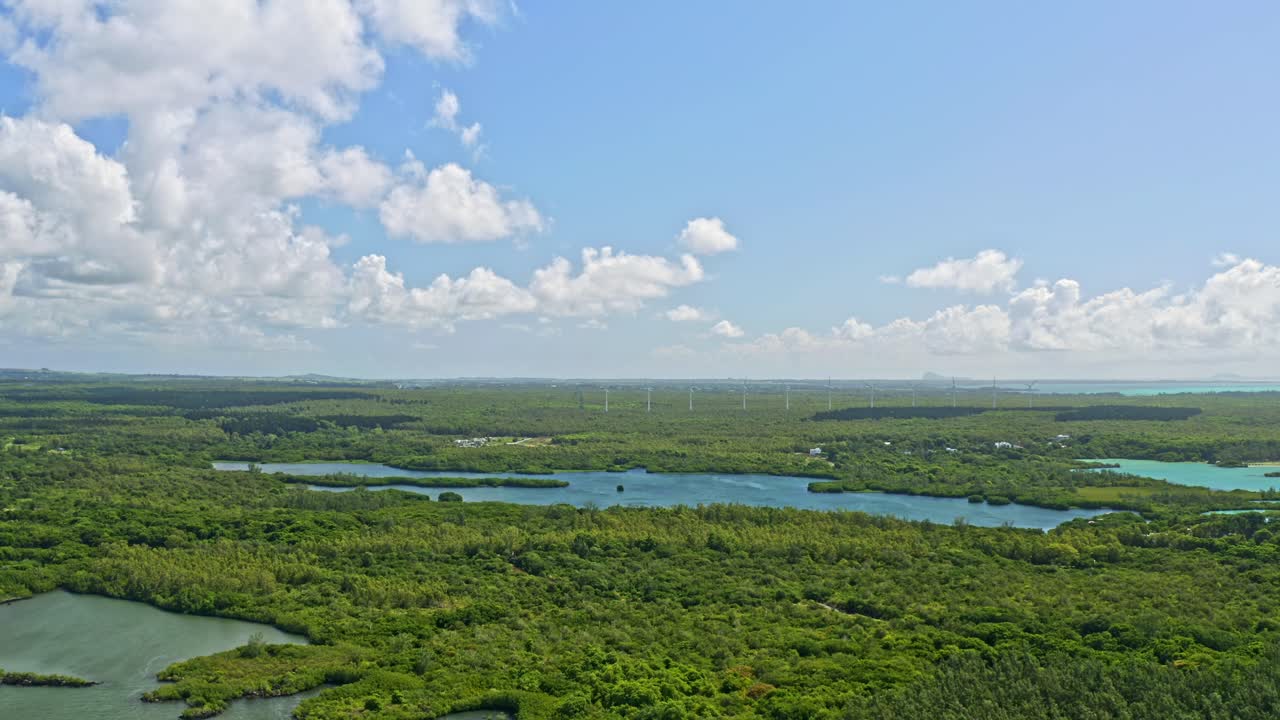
[1056,406,1202,422]
[811,407,988,421]
[0,669,96,687]
[315,415,419,430]
[273,472,569,490]
[0,385,370,409]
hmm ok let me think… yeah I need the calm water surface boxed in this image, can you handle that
[215,462,1109,530]
[0,591,308,720]
[1085,459,1280,492]
[1031,382,1280,395]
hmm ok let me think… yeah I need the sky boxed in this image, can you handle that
[0,1,1278,379]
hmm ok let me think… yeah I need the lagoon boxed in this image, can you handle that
[0,591,308,720]
[214,462,1109,530]
[1085,459,1280,492]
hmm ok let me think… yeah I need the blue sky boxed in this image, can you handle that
[0,2,1278,378]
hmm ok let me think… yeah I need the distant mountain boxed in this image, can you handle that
[923,372,974,383]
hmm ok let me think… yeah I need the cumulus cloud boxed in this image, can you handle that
[665,304,708,322]
[732,257,1280,364]
[0,116,154,284]
[905,249,1023,294]
[1008,259,1280,352]
[348,254,535,329]
[356,0,501,62]
[531,248,704,317]
[318,147,394,207]
[0,2,573,349]
[345,246,711,329]
[380,160,543,243]
[677,217,739,255]
[711,319,745,338]
[9,0,384,122]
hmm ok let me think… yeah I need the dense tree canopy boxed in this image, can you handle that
[3,380,1280,718]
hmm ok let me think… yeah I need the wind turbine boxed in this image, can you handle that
[741,380,747,411]
[646,387,653,412]
[785,383,790,411]
[604,388,610,413]
[865,383,876,409]
[1024,381,1038,409]
[952,377,957,408]
[689,386,694,412]
[911,384,918,408]
[827,377,833,411]
[991,377,997,410]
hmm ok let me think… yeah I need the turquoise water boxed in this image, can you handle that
[214,462,1109,530]
[0,591,308,720]
[1031,382,1280,395]
[1085,459,1280,492]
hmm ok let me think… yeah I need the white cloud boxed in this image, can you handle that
[356,0,501,62]
[459,123,483,148]
[735,257,1280,364]
[531,247,704,317]
[0,2,537,350]
[348,254,536,329]
[10,0,383,122]
[434,89,461,126]
[677,217,739,255]
[318,147,394,207]
[430,88,484,149]
[346,245,712,329]
[380,161,543,243]
[0,116,155,284]
[1008,259,1280,352]
[905,249,1022,294]
[665,304,708,322]
[711,319,744,338]
[919,304,1010,354]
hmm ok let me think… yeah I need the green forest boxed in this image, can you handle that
[4,378,1280,718]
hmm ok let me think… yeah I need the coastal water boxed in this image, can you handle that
[214,462,1109,530]
[0,591,308,720]
[1085,459,1280,492]
[1028,381,1280,395]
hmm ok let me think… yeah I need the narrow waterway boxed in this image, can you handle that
[215,462,1110,530]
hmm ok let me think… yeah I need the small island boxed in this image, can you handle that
[0,669,96,687]
[1266,471,1280,478]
